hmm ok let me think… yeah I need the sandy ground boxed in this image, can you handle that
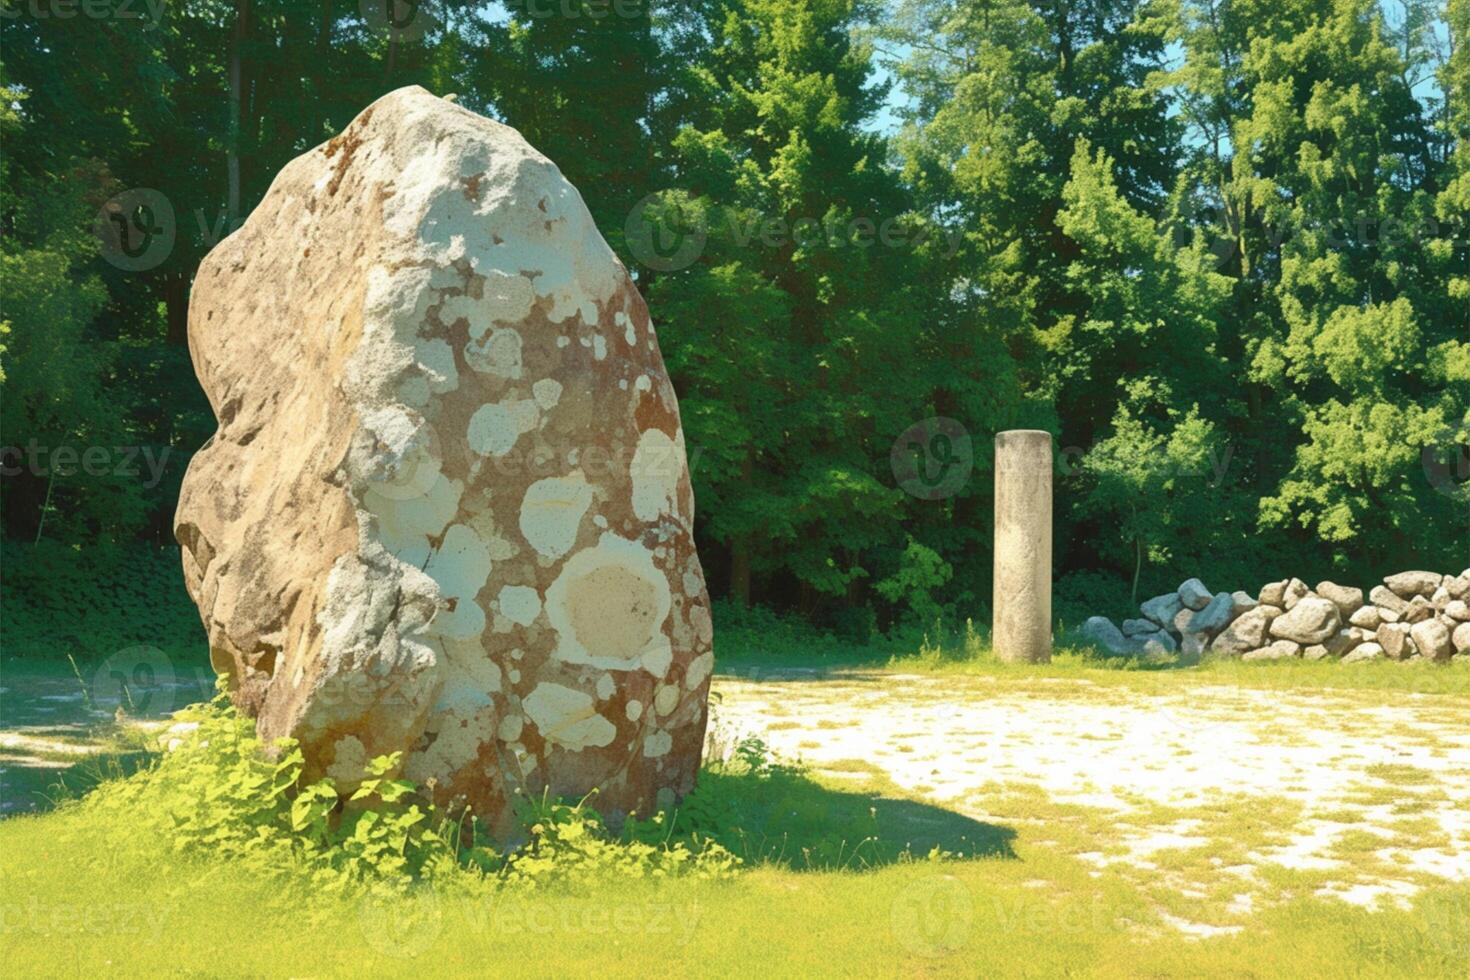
[710,670,1470,926]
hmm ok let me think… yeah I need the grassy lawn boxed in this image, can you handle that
[3,623,1468,977]
[2,766,1467,978]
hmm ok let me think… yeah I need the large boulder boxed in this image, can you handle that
[1401,595,1434,624]
[1140,591,1184,628]
[1268,596,1341,645]
[1243,640,1300,661]
[1348,605,1381,630]
[1122,617,1160,638]
[1185,592,1234,635]
[1210,605,1282,656]
[1314,581,1363,618]
[1342,642,1385,663]
[1369,585,1409,617]
[1447,572,1470,601]
[1384,570,1440,599]
[1377,623,1415,660]
[1409,619,1454,663]
[1177,578,1212,611]
[1080,617,1129,655]
[175,87,713,833]
[1229,591,1259,616]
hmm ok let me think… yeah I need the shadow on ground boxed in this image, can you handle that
[678,763,1016,870]
[0,741,155,815]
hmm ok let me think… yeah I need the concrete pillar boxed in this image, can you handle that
[993,430,1052,663]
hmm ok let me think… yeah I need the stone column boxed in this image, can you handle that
[993,430,1052,663]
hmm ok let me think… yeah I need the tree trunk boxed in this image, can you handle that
[730,539,751,608]
[228,0,252,224]
[729,449,753,606]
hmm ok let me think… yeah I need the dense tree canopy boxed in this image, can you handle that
[2,0,1465,633]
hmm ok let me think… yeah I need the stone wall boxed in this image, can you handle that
[1079,571,1470,664]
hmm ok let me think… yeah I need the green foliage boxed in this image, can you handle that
[86,694,742,892]
[3,0,1466,634]
[0,542,204,661]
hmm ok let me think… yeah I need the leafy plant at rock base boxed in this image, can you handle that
[81,694,744,893]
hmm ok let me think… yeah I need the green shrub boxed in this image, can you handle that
[80,694,742,892]
[1,541,204,662]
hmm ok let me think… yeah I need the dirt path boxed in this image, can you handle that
[710,670,1470,932]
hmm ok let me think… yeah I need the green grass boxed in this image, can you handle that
[3,764,1467,977]
[715,612,1470,698]
[4,610,1468,976]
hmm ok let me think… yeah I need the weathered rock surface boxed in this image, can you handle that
[1268,597,1340,645]
[1132,630,1176,656]
[1348,605,1381,630]
[1314,581,1363,618]
[1180,631,1209,658]
[1258,580,1287,607]
[175,87,713,832]
[1282,578,1310,610]
[1402,595,1434,624]
[1211,605,1281,655]
[1140,592,1183,628]
[1369,585,1409,617]
[1186,592,1234,634]
[1230,591,1259,616]
[1121,618,1159,638]
[1244,640,1300,661]
[1454,621,1470,653]
[1177,578,1212,611]
[1377,623,1415,660]
[1080,617,1128,654]
[1342,642,1385,663]
[1384,570,1440,599]
[1409,619,1453,663]
[1447,572,1470,601]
